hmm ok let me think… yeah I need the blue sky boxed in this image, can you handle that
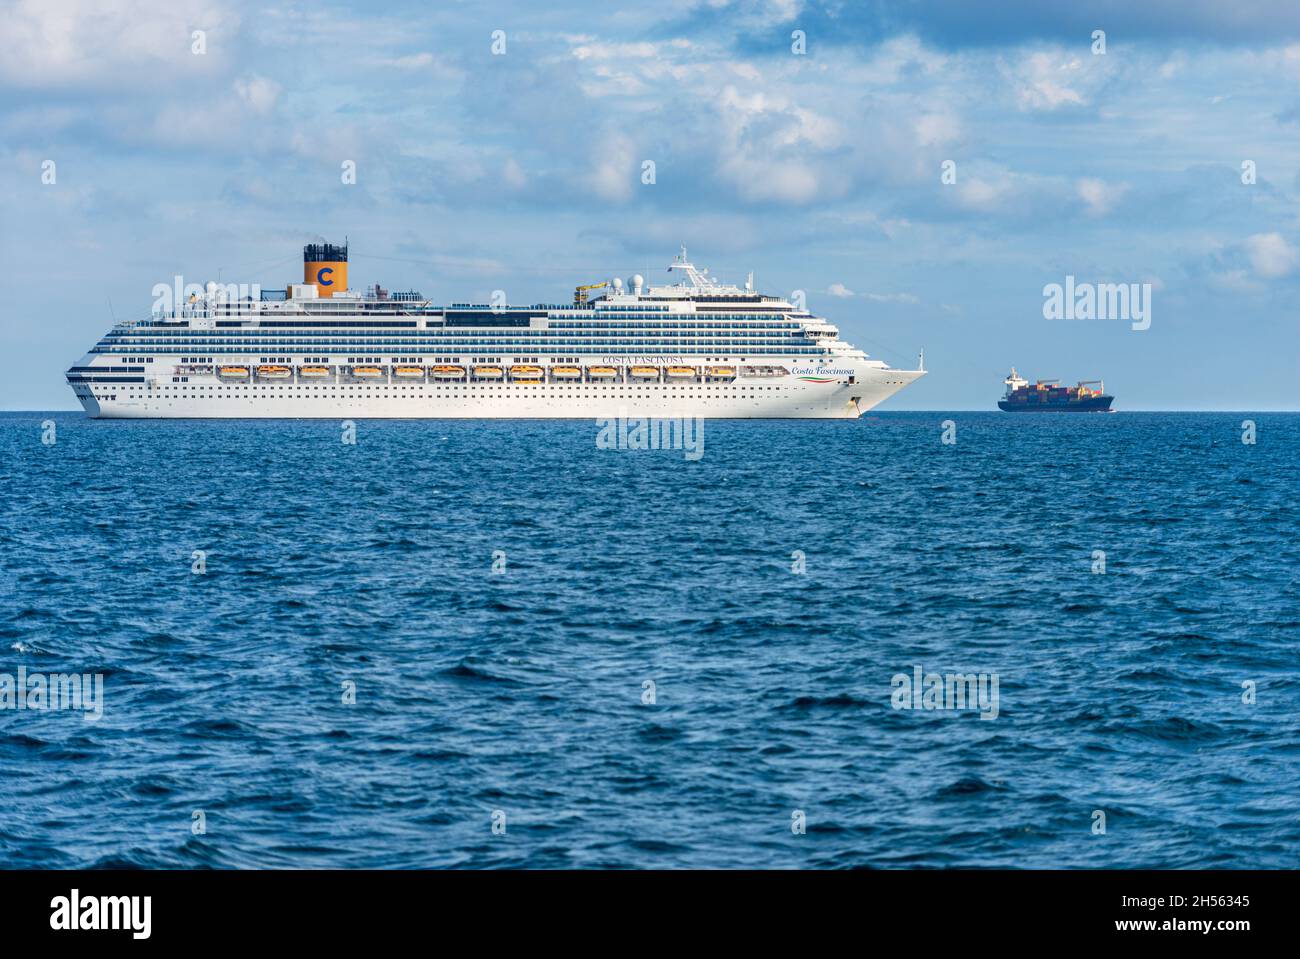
[2,0,1299,409]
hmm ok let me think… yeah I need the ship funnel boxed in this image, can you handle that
[304,241,348,298]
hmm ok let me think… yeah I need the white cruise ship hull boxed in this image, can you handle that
[66,243,928,420]
[72,364,923,419]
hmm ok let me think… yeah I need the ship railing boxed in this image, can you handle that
[150,300,275,321]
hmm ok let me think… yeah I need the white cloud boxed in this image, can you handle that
[234,75,280,114]
[700,0,804,29]
[571,41,662,61]
[954,177,1006,212]
[151,75,286,144]
[1007,51,1087,111]
[765,0,802,22]
[824,283,917,303]
[554,33,956,205]
[588,133,637,202]
[913,111,961,148]
[502,158,527,190]
[373,52,465,82]
[1207,268,1261,294]
[0,0,237,88]
[730,162,822,203]
[712,85,847,203]
[1244,232,1297,278]
[385,52,435,69]
[1076,177,1128,216]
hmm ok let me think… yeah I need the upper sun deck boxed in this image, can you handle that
[142,295,813,322]
[122,249,845,363]
[142,247,818,323]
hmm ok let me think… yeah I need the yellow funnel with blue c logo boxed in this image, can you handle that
[304,242,348,297]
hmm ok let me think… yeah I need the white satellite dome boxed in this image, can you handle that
[611,277,624,291]
[630,274,644,293]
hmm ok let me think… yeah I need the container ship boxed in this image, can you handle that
[65,242,925,419]
[998,368,1113,412]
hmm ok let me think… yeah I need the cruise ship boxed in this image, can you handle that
[66,242,925,418]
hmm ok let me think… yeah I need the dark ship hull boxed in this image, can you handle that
[998,394,1113,412]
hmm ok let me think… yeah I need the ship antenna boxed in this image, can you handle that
[918,348,924,372]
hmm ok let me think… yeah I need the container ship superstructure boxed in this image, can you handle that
[998,368,1113,412]
[66,242,925,419]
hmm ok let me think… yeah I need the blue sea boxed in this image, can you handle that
[1,411,1297,868]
